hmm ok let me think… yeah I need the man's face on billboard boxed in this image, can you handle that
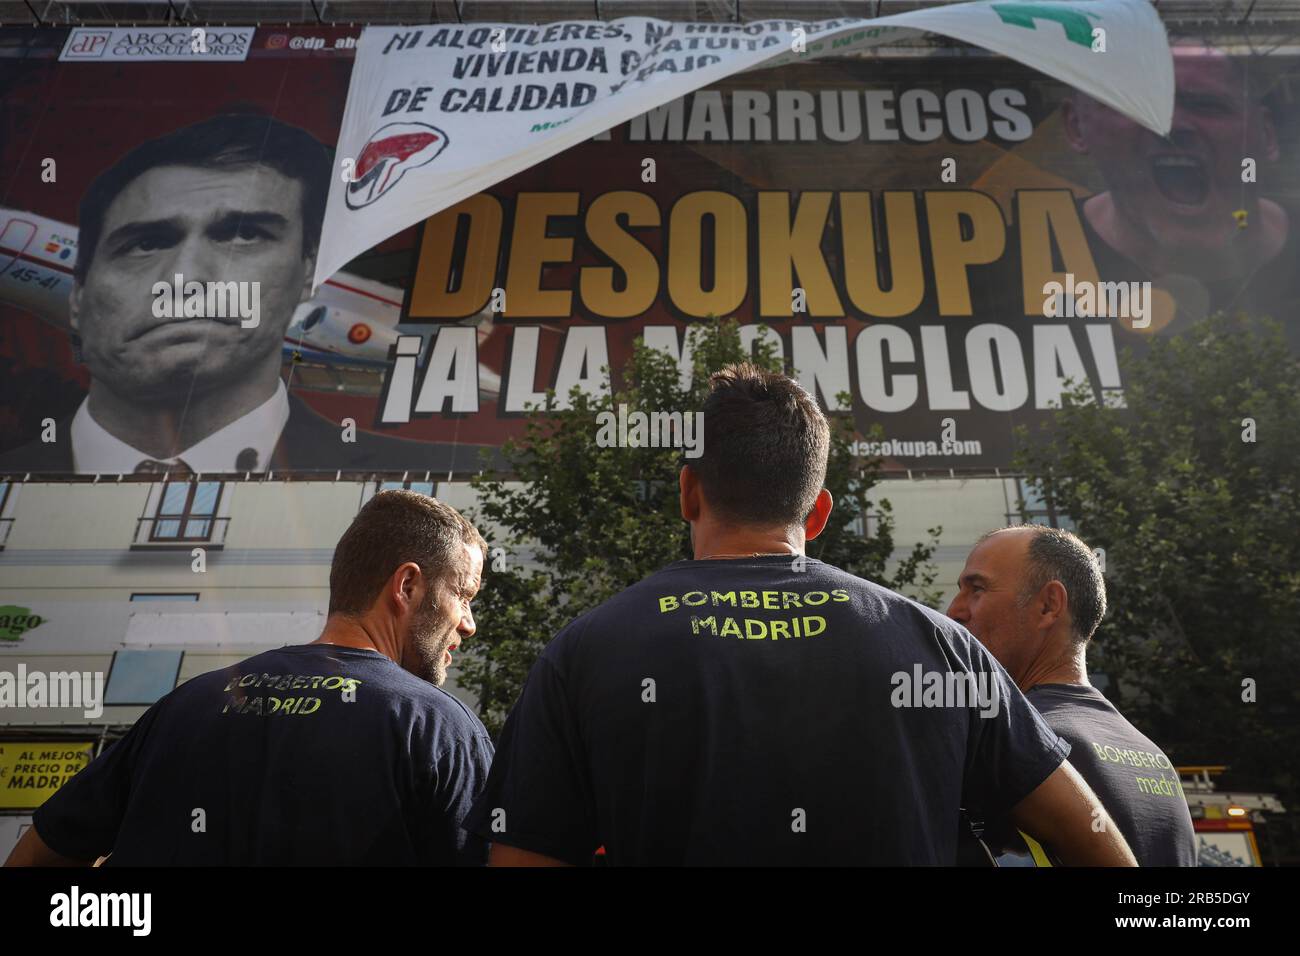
[1065,51,1279,255]
[71,163,314,400]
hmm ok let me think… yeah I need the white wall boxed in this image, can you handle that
[0,474,1019,732]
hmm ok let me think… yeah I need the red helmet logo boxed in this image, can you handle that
[346,121,448,209]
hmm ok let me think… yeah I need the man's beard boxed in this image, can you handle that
[403,605,458,686]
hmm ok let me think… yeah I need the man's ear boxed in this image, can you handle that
[1259,108,1280,163]
[679,464,701,523]
[390,561,422,614]
[1039,579,1069,632]
[299,250,318,306]
[803,488,833,542]
[69,280,84,334]
[1061,97,1089,154]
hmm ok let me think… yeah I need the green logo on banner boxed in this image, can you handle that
[992,3,1101,48]
[0,606,45,642]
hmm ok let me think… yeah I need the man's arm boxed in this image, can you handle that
[462,652,600,866]
[488,843,572,867]
[4,826,93,867]
[1010,760,1137,866]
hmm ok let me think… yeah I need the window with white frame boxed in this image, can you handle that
[377,479,436,496]
[1010,477,1076,531]
[0,480,11,548]
[150,481,224,542]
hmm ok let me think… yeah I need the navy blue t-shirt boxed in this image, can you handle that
[465,556,1069,865]
[1026,683,1197,867]
[34,644,493,865]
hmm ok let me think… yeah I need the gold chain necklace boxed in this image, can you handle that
[697,551,797,560]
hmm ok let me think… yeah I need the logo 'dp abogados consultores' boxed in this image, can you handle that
[346,122,448,209]
[0,606,45,643]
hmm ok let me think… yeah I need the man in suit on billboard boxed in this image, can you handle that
[0,113,440,475]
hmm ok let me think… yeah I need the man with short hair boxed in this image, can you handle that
[465,363,1136,866]
[5,490,492,866]
[947,525,1197,866]
[0,112,417,474]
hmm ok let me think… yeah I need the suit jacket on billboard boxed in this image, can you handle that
[0,393,488,476]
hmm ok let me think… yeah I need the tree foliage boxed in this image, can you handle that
[1014,312,1300,857]
[463,318,940,734]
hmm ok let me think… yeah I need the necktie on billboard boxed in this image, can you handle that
[314,0,1173,291]
[134,458,194,477]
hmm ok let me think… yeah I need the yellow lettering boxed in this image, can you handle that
[580,191,661,318]
[504,192,579,317]
[1016,190,1099,316]
[925,190,1006,316]
[410,194,503,318]
[758,190,842,318]
[840,191,924,317]
[691,615,717,636]
[667,191,747,318]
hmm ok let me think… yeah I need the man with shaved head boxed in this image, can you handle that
[948,525,1197,866]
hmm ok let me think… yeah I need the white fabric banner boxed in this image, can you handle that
[314,0,1172,289]
[126,611,325,647]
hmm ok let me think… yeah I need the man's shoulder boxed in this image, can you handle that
[544,558,961,654]
[1027,684,1159,750]
[343,655,488,738]
[0,427,75,473]
[812,563,970,639]
[175,645,484,730]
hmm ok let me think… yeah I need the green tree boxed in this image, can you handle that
[463,317,940,734]
[1014,312,1300,860]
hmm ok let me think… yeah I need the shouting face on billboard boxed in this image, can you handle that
[1064,44,1286,280]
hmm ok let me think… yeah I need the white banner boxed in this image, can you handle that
[126,611,326,647]
[314,0,1172,290]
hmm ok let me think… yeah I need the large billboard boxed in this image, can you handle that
[2,26,1296,476]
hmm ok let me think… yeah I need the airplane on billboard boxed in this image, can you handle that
[0,206,506,397]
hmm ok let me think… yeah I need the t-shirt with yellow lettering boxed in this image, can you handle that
[33,643,493,865]
[465,554,1069,865]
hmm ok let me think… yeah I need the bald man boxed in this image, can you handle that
[948,525,1197,866]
